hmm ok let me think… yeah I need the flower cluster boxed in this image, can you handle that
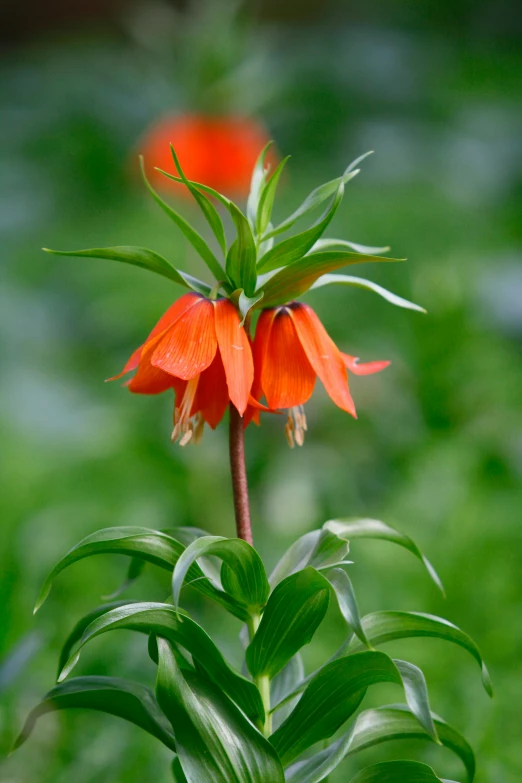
[47,143,424,446]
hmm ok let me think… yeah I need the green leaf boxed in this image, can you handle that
[13,676,176,752]
[310,237,391,255]
[57,600,140,679]
[169,147,228,259]
[156,168,231,210]
[393,659,438,742]
[230,289,264,325]
[259,250,401,307]
[284,704,474,783]
[171,757,189,783]
[270,654,305,730]
[43,246,212,294]
[311,273,426,312]
[256,156,290,236]
[269,650,401,765]
[348,611,492,696]
[265,156,367,239]
[60,601,264,726]
[269,531,322,587]
[348,760,454,782]
[226,203,258,296]
[324,519,444,594]
[34,526,247,621]
[247,141,273,228]
[156,639,285,783]
[351,705,475,781]
[327,568,371,649]
[257,183,345,273]
[246,568,330,679]
[172,536,270,616]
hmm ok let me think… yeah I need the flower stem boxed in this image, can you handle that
[229,403,253,545]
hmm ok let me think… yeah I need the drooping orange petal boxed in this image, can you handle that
[127,341,179,395]
[108,293,203,381]
[290,302,356,417]
[342,353,391,376]
[251,308,277,401]
[151,297,217,380]
[192,353,230,429]
[213,298,254,416]
[260,308,316,409]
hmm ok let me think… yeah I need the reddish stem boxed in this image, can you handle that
[229,404,253,545]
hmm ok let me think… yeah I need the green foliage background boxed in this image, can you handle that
[1,5,521,782]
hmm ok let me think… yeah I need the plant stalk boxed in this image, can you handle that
[229,403,253,545]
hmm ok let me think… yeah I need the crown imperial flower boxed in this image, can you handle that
[45,143,424,445]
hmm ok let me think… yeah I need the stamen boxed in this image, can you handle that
[171,376,203,446]
[285,406,307,448]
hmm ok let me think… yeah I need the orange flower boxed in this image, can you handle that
[110,293,256,445]
[251,302,390,446]
[137,113,271,196]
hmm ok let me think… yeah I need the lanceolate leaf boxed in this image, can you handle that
[348,611,492,696]
[14,676,176,752]
[257,183,345,273]
[156,639,285,783]
[264,161,363,239]
[34,527,246,621]
[270,654,305,730]
[43,246,212,294]
[140,157,226,281]
[269,650,401,765]
[310,237,391,255]
[311,274,426,312]
[393,659,438,741]
[257,156,290,236]
[269,531,322,587]
[172,536,270,615]
[348,760,458,783]
[61,602,264,725]
[247,141,273,228]
[350,706,475,781]
[327,568,371,649]
[246,568,330,679]
[169,146,228,259]
[102,557,147,600]
[259,250,401,307]
[57,600,140,678]
[156,169,231,210]
[226,203,258,296]
[324,519,444,594]
[171,757,189,783]
[285,703,473,783]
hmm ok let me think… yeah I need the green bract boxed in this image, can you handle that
[19,516,489,782]
[44,144,424,315]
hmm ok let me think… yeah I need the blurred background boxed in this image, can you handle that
[1,0,521,781]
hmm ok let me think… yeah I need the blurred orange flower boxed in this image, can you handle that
[138,113,272,196]
[110,292,259,444]
[251,302,390,446]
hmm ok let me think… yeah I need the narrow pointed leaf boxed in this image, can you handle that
[270,654,305,730]
[171,757,189,782]
[61,602,264,725]
[102,557,146,600]
[57,600,140,678]
[156,168,231,209]
[259,251,401,306]
[230,289,264,325]
[393,659,438,742]
[156,639,285,783]
[14,676,176,752]
[324,519,444,594]
[269,650,402,765]
[247,141,273,227]
[310,237,391,255]
[269,531,321,587]
[35,526,246,621]
[348,611,492,696]
[348,760,454,782]
[226,203,258,295]
[284,704,474,783]
[257,183,345,273]
[327,568,371,649]
[311,274,426,312]
[246,567,330,679]
[172,536,270,615]
[265,158,365,239]
[257,156,290,235]
[169,147,228,259]
[43,246,212,294]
